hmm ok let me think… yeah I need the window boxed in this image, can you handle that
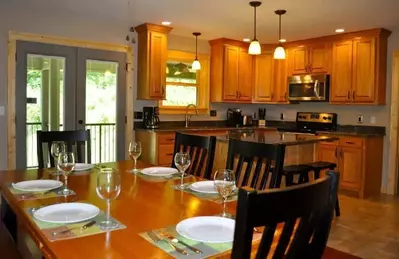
[159,50,210,114]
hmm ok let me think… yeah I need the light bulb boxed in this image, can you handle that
[273,46,286,59]
[192,59,201,70]
[248,40,261,55]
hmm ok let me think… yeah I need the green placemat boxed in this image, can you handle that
[8,184,76,201]
[170,183,238,204]
[134,171,193,183]
[26,207,126,242]
[140,224,261,258]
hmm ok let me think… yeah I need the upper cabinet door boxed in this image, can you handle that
[149,32,167,98]
[309,44,329,73]
[223,46,240,101]
[237,49,253,101]
[275,58,289,102]
[352,37,376,103]
[331,40,353,103]
[289,46,308,75]
[253,51,274,102]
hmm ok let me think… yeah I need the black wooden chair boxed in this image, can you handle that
[226,138,282,189]
[36,130,91,169]
[171,132,217,179]
[232,170,339,259]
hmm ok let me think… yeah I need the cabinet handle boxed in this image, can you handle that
[166,138,175,141]
[238,91,241,99]
[284,92,287,100]
[340,148,343,158]
[308,64,312,73]
[334,148,337,158]
[353,90,355,100]
[166,153,174,156]
[271,93,274,100]
[236,91,239,99]
[345,141,355,145]
[347,90,350,100]
[162,86,165,96]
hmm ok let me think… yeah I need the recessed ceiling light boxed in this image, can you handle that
[335,28,345,33]
[162,21,172,26]
[243,38,251,42]
[279,39,287,43]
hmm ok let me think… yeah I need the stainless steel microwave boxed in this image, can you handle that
[287,74,330,101]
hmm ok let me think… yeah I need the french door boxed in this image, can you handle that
[15,41,126,169]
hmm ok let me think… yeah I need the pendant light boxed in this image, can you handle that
[192,32,201,70]
[273,9,287,59]
[248,1,262,55]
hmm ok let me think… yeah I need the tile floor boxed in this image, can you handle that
[328,194,399,259]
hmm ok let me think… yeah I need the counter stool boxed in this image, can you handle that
[283,164,313,186]
[307,161,340,217]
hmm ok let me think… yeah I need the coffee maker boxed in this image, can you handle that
[143,106,160,129]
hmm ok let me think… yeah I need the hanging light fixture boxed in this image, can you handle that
[273,9,287,59]
[192,32,201,70]
[248,1,262,55]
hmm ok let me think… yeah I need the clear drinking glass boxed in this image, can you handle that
[96,168,121,229]
[214,169,236,218]
[128,141,142,173]
[174,152,191,189]
[51,141,66,176]
[57,152,75,195]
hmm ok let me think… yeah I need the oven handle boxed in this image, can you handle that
[313,80,320,99]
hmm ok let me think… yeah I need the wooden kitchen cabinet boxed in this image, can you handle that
[317,135,383,198]
[209,39,252,103]
[330,29,390,104]
[253,50,288,103]
[288,43,329,75]
[135,23,172,100]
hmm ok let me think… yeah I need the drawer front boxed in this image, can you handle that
[339,137,363,147]
[158,133,175,145]
[158,144,174,165]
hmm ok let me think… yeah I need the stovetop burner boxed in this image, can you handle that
[277,112,338,134]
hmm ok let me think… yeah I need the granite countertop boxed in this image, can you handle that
[134,120,385,137]
[217,131,339,146]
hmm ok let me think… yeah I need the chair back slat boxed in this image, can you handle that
[37,130,91,169]
[171,132,216,179]
[231,171,339,259]
[226,139,277,189]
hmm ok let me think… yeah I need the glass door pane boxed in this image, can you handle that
[26,54,65,167]
[85,60,118,164]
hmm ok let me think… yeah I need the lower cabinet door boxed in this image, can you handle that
[339,146,362,191]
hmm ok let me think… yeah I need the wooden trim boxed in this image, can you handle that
[134,23,173,34]
[387,51,399,195]
[7,31,133,169]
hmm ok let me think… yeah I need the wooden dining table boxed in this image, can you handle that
[0,160,240,259]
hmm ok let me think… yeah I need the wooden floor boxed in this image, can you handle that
[3,194,399,259]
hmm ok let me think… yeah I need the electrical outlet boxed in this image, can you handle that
[210,110,217,117]
[280,113,285,120]
[370,116,376,124]
[357,115,364,124]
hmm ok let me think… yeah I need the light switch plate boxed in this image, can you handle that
[0,106,4,116]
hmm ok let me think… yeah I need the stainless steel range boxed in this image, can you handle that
[278,112,337,134]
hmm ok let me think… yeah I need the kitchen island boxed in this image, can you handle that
[213,131,338,188]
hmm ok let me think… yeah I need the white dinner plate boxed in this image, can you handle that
[176,216,235,243]
[12,180,63,192]
[140,167,178,177]
[189,181,218,194]
[73,163,94,172]
[33,203,100,224]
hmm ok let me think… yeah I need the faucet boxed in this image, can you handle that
[185,104,199,128]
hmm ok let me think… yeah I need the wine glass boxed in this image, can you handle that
[128,141,142,173]
[96,168,121,229]
[51,141,66,176]
[174,152,191,189]
[57,152,75,195]
[214,169,236,218]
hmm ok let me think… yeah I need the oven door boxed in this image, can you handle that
[288,75,329,101]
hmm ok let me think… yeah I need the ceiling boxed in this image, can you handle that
[4,0,399,43]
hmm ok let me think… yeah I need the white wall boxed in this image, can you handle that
[0,2,398,192]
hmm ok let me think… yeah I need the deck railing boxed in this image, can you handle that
[26,122,116,168]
